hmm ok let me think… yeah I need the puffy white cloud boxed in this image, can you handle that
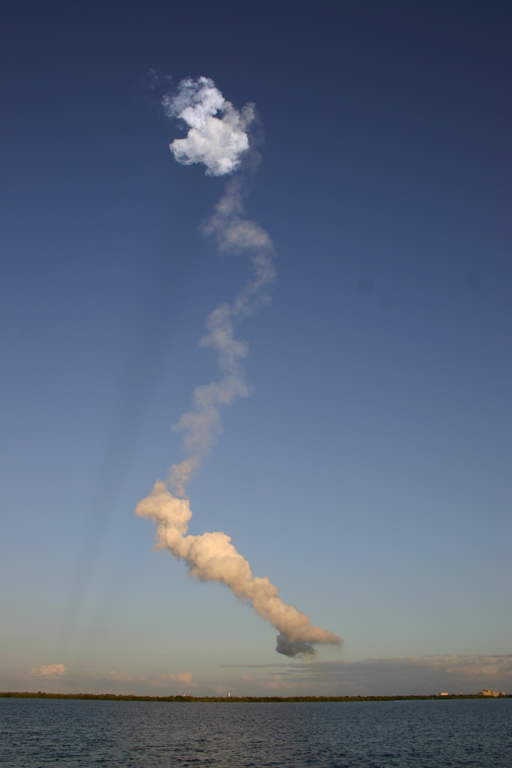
[163,77,254,176]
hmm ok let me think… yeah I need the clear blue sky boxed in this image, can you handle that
[1,0,510,696]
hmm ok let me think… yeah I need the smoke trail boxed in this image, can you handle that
[169,173,276,494]
[136,77,342,657]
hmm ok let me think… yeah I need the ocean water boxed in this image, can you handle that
[0,698,511,767]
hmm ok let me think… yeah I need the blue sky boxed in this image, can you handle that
[1,0,511,696]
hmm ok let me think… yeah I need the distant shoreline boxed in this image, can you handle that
[1,692,509,702]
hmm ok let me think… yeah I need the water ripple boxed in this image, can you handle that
[1,699,511,767]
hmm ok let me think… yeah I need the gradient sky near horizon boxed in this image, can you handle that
[1,0,511,697]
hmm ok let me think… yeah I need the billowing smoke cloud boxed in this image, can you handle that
[137,77,342,657]
[136,483,341,656]
[163,77,255,176]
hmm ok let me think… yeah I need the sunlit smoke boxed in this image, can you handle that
[136,482,341,656]
[163,76,254,176]
[137,77,342,656]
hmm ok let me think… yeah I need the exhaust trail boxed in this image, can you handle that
[136,77,342,656]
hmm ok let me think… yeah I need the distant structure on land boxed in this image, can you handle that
[478,689,505,697]
[438,690,508,697]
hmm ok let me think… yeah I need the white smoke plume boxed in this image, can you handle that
[136,77,342,657]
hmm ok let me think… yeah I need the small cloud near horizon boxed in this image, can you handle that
[88,670,195,688]
[221,654,512,695]
[159,672,195,686]
[17,655,510,698]
[30,664,66,677]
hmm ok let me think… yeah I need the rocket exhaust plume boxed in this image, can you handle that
[136,77,342,657]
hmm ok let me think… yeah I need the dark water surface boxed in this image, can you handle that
[1,698,511,767]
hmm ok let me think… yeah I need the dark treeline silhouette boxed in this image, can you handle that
[1,692,506,702]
